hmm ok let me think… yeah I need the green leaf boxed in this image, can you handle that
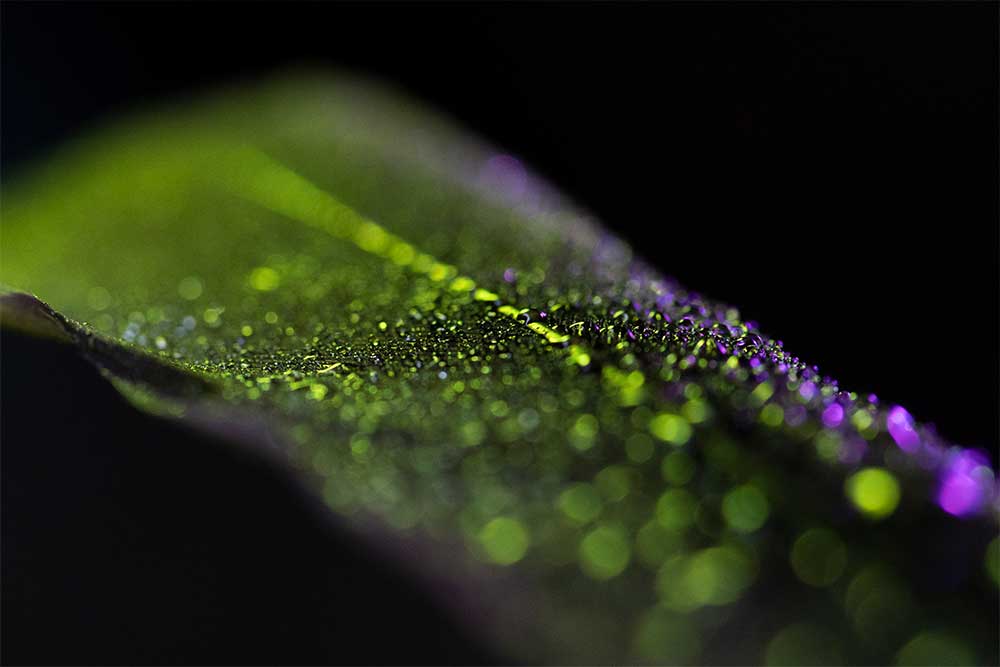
[2,72,996,664]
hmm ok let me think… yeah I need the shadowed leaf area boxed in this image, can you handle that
[1,328,496,665]
[1,73,997,664]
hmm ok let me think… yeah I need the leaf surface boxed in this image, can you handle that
[2,72,997,664]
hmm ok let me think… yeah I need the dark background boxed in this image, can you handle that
[2,2,997,664]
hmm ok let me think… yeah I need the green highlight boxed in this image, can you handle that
[354,221,390,253]
[649,413,692,445]
[479,517,530,565]
[682,398,711,423]
[220,143,361,239]
[595,465,631,502]
[249,266,281,291]
[579,524,631,580]
[845,467,901,520]
[814,431,841,462]
[655,489,697,531]
[851,409,873,431]
[760,403,784,427]
[203,307,222,325]
[450,276,476,292]
[527,321,570,344]
[656,546,755,610]
[497,305,520,317]
[686,546,755,606]
[570,414,599,451]
[473,288,499,301]
[721,484,770,533]
[750,381,774,406]
[224,145,582,355]
[557,483,603,523]
[567,344,591,367]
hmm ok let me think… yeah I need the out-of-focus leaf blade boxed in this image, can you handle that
[2,72,997,664]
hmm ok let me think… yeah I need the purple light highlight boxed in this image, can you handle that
[887,405,920,453]
[937,449,993,517]
[838,437,867,465]
[479,154,527,201]
[798,381,817,401]
[821,403,844,428]
[784,405,808,427]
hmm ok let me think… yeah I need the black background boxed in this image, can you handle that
[2,2,998,664]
